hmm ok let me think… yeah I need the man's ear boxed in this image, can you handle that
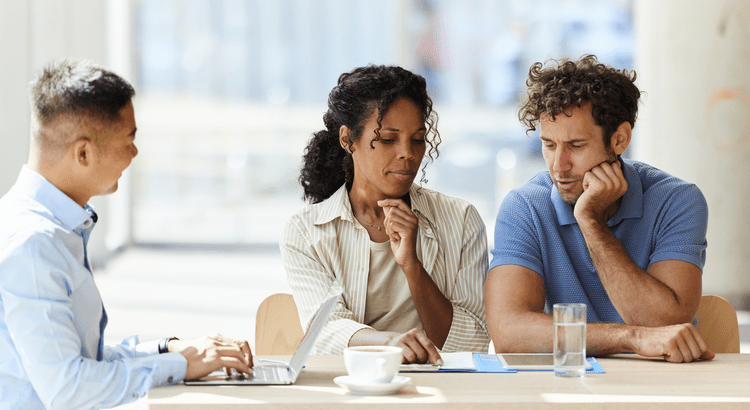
[339,125,353,154]
[610,121,631,156]
[71,138,93,167]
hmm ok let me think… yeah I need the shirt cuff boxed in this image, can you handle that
[649,252,705,270]
[488,257,543,277]
[441,304,490,353]
[150,352,188,387]
[135,339,161,356]
[316,320,372,355]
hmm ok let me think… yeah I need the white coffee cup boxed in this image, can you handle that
[343,346,403,384]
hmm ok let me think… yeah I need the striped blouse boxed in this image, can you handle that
[281,184,490,354]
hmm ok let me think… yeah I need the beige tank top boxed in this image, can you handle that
[363,239,422,333]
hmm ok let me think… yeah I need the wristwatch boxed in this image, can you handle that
[158,337,179,354]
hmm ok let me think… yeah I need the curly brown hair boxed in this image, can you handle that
[518,55,641,147]
[299,65,440,204]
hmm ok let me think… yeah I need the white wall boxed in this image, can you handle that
[0,1,31,196]
[635,0,750,307]
[0,0,128,267]
[0,0,108,188]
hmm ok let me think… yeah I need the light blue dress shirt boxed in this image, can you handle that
[0,166,186,410]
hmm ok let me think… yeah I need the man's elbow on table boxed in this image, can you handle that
[488,311,545,354]
[486,266,548,353]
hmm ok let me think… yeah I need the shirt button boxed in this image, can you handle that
[132,393,138,399]
[84,220,92,227]
[426,228,433,234]
[167,376,174,383]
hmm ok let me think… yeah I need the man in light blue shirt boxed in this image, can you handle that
[485,55,714,363]
[0,59,253,410]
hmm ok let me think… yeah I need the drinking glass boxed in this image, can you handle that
[553,303,587,377]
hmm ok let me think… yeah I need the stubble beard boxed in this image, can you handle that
[555,145,618,206]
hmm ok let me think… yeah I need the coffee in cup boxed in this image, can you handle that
[343,346,403,384]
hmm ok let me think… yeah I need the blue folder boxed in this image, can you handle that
[400,354,605,374]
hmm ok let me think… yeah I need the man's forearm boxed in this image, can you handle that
[490,310,555,353]
[578,219,690,326]
[491,310,634,356]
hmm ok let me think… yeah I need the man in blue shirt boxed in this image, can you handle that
[0,59,253,410]
[486,55,714,363]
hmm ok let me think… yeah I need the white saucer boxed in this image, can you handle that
[333,375,411,395]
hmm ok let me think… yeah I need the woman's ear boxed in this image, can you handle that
[339,125,353,153]
[610,121,631,156]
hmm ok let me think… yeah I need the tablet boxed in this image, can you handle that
[496,353,592,370]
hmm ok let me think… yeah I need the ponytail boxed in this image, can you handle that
[299,121,352,203]
[298,65,440,204]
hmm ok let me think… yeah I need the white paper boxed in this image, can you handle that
[438,352,476,370]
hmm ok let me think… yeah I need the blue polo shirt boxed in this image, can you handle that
[489,159,708,323]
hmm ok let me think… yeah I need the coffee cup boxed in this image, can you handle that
[343,346,403,384]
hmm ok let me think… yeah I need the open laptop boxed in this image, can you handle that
[184,286,342,385]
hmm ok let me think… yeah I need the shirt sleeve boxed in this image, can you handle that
[280,218,370,355]
[103,336,165,359]
[489,190,544,275]
[0,237,187,410]
[440,204,491,353]
[649,183,708,269]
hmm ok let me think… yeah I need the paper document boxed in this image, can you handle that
[400,351,476,371]
[439,352,476,370]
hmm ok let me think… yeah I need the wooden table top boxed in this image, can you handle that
[149,353,750,409]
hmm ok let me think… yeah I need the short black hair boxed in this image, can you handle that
[30,58,135,126]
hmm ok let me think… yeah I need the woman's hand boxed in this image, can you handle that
[378,198,420,268]
[387,328,443,365]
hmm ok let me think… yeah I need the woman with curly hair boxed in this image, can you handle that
[281,65,490,363]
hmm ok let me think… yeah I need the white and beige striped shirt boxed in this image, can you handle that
[281,184,490,354]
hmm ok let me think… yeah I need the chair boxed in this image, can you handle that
[255,293,304,355]
[695,295,740,353]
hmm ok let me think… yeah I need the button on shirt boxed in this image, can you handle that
[490,159,708,323]
[0,166,186,410]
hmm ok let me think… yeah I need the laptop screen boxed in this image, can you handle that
[287,286,342,380]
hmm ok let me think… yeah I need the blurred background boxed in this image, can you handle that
[1,0,748,376]
[129,0,634,246]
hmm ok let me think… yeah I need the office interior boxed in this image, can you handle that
[1,0,748,368]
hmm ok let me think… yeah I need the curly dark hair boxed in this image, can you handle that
[299,65,440,204]
[518,55,641,147]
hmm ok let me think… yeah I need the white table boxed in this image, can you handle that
[149,353,750,409]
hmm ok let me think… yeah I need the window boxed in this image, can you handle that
[132,0,634,245]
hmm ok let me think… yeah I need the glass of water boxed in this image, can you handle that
[553,303,587,377]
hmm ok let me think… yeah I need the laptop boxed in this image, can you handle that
[184,286,342,385]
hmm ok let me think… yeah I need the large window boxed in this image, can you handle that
[132,0,634,245]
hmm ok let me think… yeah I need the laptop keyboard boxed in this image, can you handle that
[252,365,286,381]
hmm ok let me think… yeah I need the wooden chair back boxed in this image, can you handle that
[255,293,304,355]
[695,295,740,353]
